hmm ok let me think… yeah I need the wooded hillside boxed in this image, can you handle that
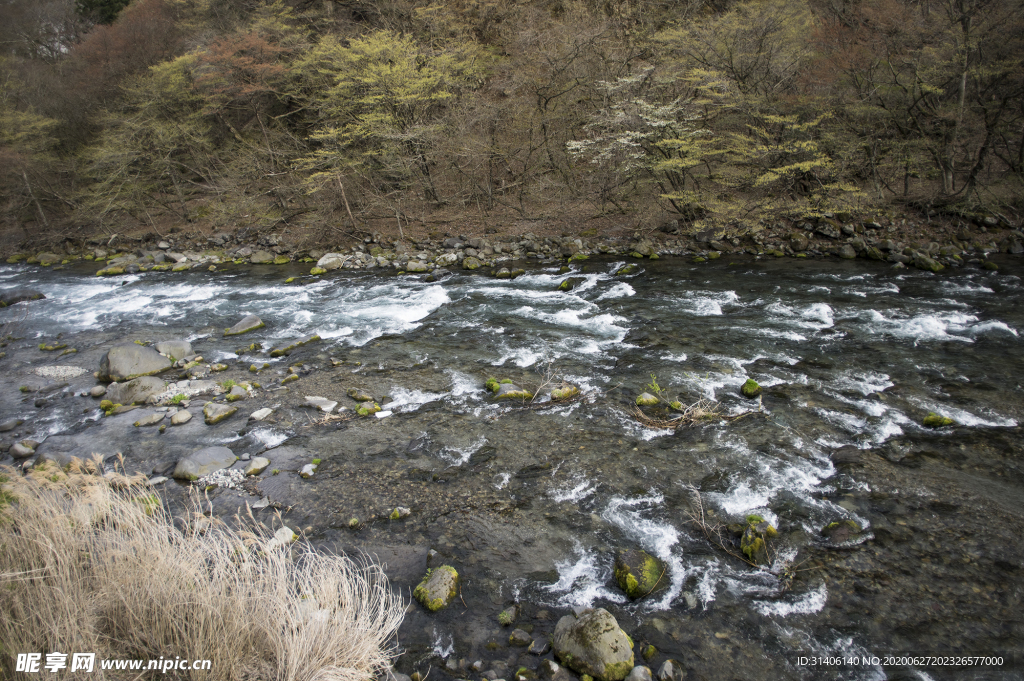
[2,0,1022,247]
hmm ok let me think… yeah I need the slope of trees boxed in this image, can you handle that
[0,0,1021,246]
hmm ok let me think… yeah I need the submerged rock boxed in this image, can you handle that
[99,344,172,382]
[495,382,533,401]
[0,289,46,307]
[414,565,459,612]
[269,333,320,357]
[613,549,665,600]
[821,519,863,544]
[550,385,580,401]
[552,608,634,681]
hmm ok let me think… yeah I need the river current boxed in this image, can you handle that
[1,255,1022,680]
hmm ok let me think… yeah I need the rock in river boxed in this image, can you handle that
[170,409,193,425]
[270,334,320,357]
[613,549,665,600]
[0,289,45,307]
[203,402,238,424]
[173,446,237,480]
[224,314,264,336]
[99,344,172,382]
[553,608,634,681]
[155,339,193,361]
[105,376,165,406]
[413,565,459,612]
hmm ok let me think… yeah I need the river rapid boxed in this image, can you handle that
[1,255,1022,681]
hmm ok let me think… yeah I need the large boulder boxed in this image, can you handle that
[203,402,238,424]
[224,314,264,336]
[104,376,166,405]
[553,608,634,681]
[249,250,275,264]
[155,339,193,361]
[413,565,459,612]
[99,344,172,382]
[173,446,237,480]
[0,289,45,307]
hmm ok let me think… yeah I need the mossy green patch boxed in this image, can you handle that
[923,412,955,428]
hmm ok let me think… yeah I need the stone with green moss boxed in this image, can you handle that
[96,266,126,276]
[310,266,326,275]
[269,333,320,357]
[357,401,381,416]
[39,342,67,351]
[494,383,533,401]
[641,645,656,661]
[923,412,955,428]
[614,549,665,600]
[635,392,659,406]
[347,388,374,402]
[615,264,638,275]
[485,378,500,393]
[740,516,777,565]
[821,519,862,543]
[553,608,634,681]
[550,385,580,402]
[740,379,761,398]
[413,565,459,612]
[559,277,585,292]
[224,314,264,337]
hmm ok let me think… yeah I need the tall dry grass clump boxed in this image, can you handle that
[0,459,406,680]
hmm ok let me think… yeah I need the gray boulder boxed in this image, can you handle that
[317,253,348,270]
[0,289,46,307]
[105,376,165,405]
[249,250,274,264]
[244,456,270,476]
[224,314,265,336]
[553,608,634,681]
[173,446,236,481]
[170,409,193,425]
[626,667,652,681]
[155,340,193,361]
[656,660,684,681]
[99,345,172,382]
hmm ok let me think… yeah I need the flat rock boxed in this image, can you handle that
[244,456,270,476]
[553,608,634,681]
[99,344,172,382]
[224,314,265,336]
[11,442,35,458]
[170,409,193,425]
[250,407,273,421]
[270,334,320,357]
[0,418,24,432]
[203,402,238,424]
[303,396,337,413]
[89,385,107,397]
[105,376,166,406]
[155,340,193,361]
[317,253,348,270]
[133,413,165,427]
[249,250,275,264]
[173,446,237,480]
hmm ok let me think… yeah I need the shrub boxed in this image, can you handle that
[0,460,405,680]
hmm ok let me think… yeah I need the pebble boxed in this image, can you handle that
[89,385,107,397]
[195,468,245,490]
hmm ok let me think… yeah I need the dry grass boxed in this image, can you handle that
[0,459,405,681]
[630,396,723,429]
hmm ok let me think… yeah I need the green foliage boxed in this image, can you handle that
[77,0,131,24]
[644,374,663,396]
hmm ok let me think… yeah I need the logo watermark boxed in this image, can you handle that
[16,653,211,674]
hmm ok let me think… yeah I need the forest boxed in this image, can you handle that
[1,0,1022,246]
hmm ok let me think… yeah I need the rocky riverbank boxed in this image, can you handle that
[4,213,1024,281]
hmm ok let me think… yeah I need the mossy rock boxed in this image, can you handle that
[558,276,585,292]
[413,565,459,612]
[269,333,320,357]
[485,378,500,393]
[494,383,533,401]
[614,549,665,600]
[568,253,589,262]
[96,266,126,276]
[740,379,761,398]
[347,388,374,402]
[740,517,777,565]
[172,263,190,272]
[669,400,683,410]
[273,255,290,265]
[310,266,326,275]
[615,264,638,276]
[552,608,634,681]
[692,256,706,263]
[635,392,659,406]
[356,401,381,416]
[923,412,955,428]
[550,385,580,402]
[631,251,645,259]
[39,342,67,351]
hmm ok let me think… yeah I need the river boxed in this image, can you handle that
[1,255,1021,680]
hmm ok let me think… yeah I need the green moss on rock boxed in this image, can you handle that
[741,379,761,398]
[923,412,955,428]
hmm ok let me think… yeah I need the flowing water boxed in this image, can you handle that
[1,256,1022,680]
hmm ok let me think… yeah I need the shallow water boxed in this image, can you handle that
[2,256,1022,680]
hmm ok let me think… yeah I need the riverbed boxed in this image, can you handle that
[1,255,1022,681]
